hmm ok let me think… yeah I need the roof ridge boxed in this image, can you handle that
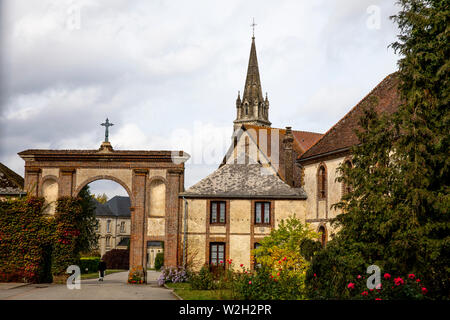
[299,72,398,159]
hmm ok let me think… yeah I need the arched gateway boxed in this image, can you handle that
[18,141,190,283]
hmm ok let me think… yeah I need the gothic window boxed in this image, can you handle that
[106,220,111,233]
[318,165,327,199]
[255,202,271,225]
[106,236,111,248]
[342,160,353,196]
[120,221,125,233]
[318,226,327,247]
[210,201,226,224]
[245,103,249,116]
[210,242,225,267]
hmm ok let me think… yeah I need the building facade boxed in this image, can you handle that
[94,196,132,257]
[180,35,323,271]
[297,73,401,245]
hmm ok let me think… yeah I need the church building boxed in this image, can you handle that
[179,35,323,271]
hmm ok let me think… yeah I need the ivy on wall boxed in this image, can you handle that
[0,195,95,283]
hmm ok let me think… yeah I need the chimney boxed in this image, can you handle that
[283,126,294,187]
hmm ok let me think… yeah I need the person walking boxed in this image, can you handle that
[98,259,107,282]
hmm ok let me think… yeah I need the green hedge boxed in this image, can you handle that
[154,252,164,271]
[79,257,101,274]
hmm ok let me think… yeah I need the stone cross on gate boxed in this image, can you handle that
[101,118,114,143]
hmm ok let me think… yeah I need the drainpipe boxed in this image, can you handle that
[182,197,188,268]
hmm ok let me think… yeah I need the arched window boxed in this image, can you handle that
[318,226,327,247]
[343,160,353,196]
[318,165,327,199]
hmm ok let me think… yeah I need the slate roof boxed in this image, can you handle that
[299,73,401,161]
[0,163,26,196]
[95,196,131,217]
[181,163,307,199]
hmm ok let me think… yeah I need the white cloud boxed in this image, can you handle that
[0,0,401,195]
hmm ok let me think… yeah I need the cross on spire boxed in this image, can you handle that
[250,18,257,38]
[101,118,114,143]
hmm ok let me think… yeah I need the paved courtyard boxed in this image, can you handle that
[0,271,177,300]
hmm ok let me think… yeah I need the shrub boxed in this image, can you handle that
[101,249,129,270]
[158,266,189,286]
[79,257,100,274]
[343,272,428,300]
[189,265,215,290]
[154,252,164,271]
[232,259,306,300]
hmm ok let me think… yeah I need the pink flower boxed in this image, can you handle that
[376,283,382,290]
[361,291,368,296]
[249,281,252,285]
[277,272,280,276]
[394,277,404,286]
[408,274,415,279]
[282,257,287,261]
[357,275,361,279]
[219,260,223,264]
[314,273,317,277]
[375,298,382,300]
[347,282,355,289]
[240,264,244,267]
[383,273,391,280]
[421,287,428,294]
[416,279,421,283]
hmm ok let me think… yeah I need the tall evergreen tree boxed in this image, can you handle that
[309,0,449,299]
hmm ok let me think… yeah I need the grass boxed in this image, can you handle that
[165,282,235,300]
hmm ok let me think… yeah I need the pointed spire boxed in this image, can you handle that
[242,36,264,106]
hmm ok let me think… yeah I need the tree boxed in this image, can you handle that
[93,193,108,204]
[308,0,449,299]
[77,186,100,254]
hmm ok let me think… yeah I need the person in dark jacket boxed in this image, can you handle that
[98,259,107,281]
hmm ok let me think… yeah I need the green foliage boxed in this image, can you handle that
[0,197,54,283]
[79,257,101,274]
[190,265,215,290]
[154,252,164,271]
[0,187,101,282]
[309,0,449,299]
[77,186,99,254]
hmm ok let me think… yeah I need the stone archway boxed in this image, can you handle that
[19,144,190,282]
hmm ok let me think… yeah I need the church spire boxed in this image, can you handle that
[242,36,264,105]
[233,30,271,132]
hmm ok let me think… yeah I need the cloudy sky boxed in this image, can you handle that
[0,0,401,198]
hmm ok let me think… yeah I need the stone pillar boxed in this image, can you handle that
[24,168,41,196]
[59,168,76,197]
[129,169,148,282]
[165,168,183,267]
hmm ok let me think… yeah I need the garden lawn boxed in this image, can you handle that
[165,282,234,300]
